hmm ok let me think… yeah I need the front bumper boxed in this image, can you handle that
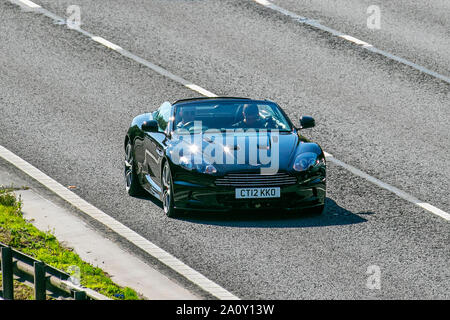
[172,172,326,213]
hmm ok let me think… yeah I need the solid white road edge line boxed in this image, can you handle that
[0,146,239,300]
[253,0,450,85]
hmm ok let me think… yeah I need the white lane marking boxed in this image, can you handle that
[91,36,123,51]
[325,154,450,221]
[9,0,215,98]
[185,84,218,98]
[12,0,40,9]
[339,35,371,47]
[252,0,450,85]
[0,146,239,300]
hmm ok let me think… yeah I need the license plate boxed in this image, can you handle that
[235,187,280,199]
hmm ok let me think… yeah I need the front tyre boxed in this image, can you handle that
[162,161,177,217]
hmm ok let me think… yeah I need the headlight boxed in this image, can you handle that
[179,155,217,174]
[293,152,323,172]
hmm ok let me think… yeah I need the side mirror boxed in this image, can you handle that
[142,120,159,132]
[299,116,315,129]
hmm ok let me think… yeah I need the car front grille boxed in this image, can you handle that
[214,172,297,187]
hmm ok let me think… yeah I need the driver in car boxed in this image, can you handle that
[232,104,274,129]
[176,107,196,129]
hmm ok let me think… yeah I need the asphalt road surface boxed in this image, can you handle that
[1,0,448,299]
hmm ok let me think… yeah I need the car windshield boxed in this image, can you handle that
[173,101,292,134]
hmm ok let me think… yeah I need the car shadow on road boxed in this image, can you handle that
[132,192,369,228]
[176,198,369,228]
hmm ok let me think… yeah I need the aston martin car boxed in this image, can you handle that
[124,97,326,217]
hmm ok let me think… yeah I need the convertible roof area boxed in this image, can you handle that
[172,96,253,105]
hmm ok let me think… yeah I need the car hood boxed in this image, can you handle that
[169,131,322,174]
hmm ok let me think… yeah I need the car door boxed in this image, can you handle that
[143,102,172,189]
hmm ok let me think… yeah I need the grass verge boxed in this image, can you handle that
[0,187,141,300]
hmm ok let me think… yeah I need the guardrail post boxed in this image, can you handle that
[34,261,46,300]
[74,290,87,300]
[1,247,14,300]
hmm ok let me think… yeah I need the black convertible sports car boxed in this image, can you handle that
[124,97,326,217]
